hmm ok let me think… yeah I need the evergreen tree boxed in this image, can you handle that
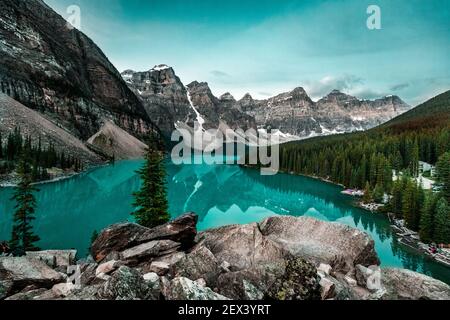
[410,141,420,177]
[372,183,384,203]
[434,198,450,244]
[419,192,437,243]
[435,152,450,202]
[9,155,41,255]
[363,182,372,203]
[131,134,170,228]
[402,180,415,228]
[390,179,403,216]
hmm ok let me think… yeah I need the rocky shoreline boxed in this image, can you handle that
[1,214,449,301]
[0,162,110,188]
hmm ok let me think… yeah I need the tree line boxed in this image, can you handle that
[0,128,83,181]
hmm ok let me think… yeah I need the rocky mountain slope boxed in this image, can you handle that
[87,121,147,160]
[123,67,410,141]
[123,66,256,137]
[1,214,449,300]
[238,89,411,138]
[0,94,102,165]
[122,66,194,135]
[0,0,155,142]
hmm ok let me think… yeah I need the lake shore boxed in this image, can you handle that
[0,161,111,188]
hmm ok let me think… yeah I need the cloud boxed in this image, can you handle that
[210,70,230,78]
[306,74,364,98]
[350,88,388,100]
[258,91,273,97]
[390,83,409,91]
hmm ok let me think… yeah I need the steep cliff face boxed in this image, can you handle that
[123,68,256,136]
[0,0,154,140]
[186,81,256,131]
[122,65,195,135]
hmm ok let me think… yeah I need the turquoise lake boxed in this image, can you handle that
[0,159,449,284]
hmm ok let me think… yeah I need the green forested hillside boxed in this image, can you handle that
[381,90,450,131]
[277,90,450,243]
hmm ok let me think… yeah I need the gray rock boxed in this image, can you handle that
[138,251,186,275]
[319,277,336,300]
[79,263,101,286]
[259,216,380,273]
[143,272,161,299]
[98,266,151,300]
[216,267,276,300]
[0,257,64,297]
[26,250,77,268]
[65,285,103,300]
[170,245,221,286]
[120,240,181,261]
[243,280,265,300]
[165,277,229,300]
[91,213,197,262]
[318,274,356,300]
[344,276,358,287]
[195,278,207,288]
[378,268,450,300]
[317,263,333,276]
[96,260,123,277]
[52,283,76,297]
[198,223,289,271]
[146,261,170,275]
[355,265,382,292]
[265,257,321,301]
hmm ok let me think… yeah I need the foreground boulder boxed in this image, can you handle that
[91,213,197,262]
[0,257,64,297]
[98,266,154,300]
[259,216,380,273]
[378,268,450,300]
[198,223,290,271]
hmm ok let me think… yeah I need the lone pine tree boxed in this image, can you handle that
[131,134,170,228]
[9,155,41,255]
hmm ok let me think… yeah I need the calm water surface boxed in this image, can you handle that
[0,160,449,284]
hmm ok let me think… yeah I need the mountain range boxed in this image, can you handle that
[0,0,413,164]
[122,66,411,141]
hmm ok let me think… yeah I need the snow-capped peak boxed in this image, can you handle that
[151,64,171,71]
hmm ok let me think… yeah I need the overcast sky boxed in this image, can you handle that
[44,0,450,105]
